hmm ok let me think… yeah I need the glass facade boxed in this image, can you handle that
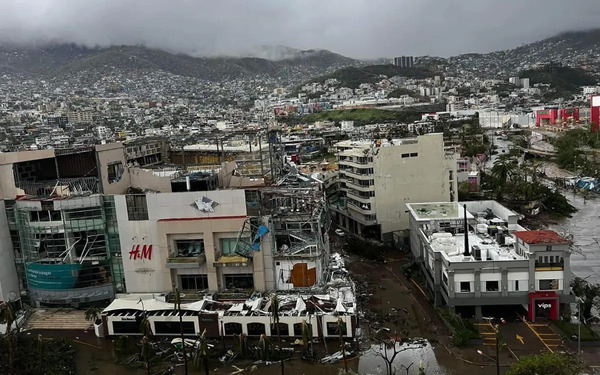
[6,195,124,305]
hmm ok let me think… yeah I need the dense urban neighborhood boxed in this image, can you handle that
[2,23,600,375]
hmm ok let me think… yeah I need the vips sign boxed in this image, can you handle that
[129,244,153,260]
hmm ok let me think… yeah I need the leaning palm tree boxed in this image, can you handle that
[84,307,102,325]
[257,334,271,361]
[191,329,210,375]
[301,319,312,356]
[0,301,17,375]
[140,335,152,375]
[173,288,189,375]
[270,294,285,375]
[337,317,348,374]
[238,333,248,359]
[139,313,153,375]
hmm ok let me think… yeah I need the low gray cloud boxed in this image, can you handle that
[0,0,599,58]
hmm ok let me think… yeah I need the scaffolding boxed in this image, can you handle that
[10,195,120,305]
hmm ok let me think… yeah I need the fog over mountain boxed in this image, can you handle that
[1,0,600,58]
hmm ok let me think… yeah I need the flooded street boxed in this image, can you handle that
[358,342,448,375]
[550,193,600,284]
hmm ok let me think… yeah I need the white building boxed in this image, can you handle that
[340,120,354,131]
[331,133,457,244]
[407,201,574,321]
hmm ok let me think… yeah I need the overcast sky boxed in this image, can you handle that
[1,0,599,58]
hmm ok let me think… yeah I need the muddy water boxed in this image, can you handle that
[550,193,600,284]
[358,342,449,375]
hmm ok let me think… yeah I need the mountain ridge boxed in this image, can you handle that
[0,43,360,81]
[3,28,600,81]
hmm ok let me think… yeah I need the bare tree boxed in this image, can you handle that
[371,333,427,375]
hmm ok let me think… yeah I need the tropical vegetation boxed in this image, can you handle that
[506,352,582,375]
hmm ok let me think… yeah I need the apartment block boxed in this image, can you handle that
[331,133,457,244]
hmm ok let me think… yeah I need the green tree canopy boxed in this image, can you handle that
[507,352,582,375]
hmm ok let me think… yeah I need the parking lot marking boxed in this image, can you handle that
[522,318,555,353]
[516,334,524,344]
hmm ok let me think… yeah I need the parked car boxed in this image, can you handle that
[334,229,345,237]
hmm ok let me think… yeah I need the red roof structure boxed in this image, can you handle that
[513,230,569,245]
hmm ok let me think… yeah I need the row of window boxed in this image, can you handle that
[455,279,560,293]
[401,152,418,158]
[179,274,254,291]
[223,321,343,336]
[113,320,344,337]
[172,238,243,257]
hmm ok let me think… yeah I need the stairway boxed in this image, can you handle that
[24,308,92,331]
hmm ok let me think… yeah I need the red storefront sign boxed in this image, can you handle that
[129,244,153,260]
[528,291,559,322]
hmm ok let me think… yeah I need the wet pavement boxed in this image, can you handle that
[550,193,600,285]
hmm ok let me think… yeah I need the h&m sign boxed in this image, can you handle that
[129,244,153,260]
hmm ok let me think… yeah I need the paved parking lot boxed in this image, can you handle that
[475,320,561,360]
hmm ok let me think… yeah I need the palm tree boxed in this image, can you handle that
[192,329,210,375]
[84,307,102,325]
[139,313,153,375]
[0,301,17,375]
[337,317,348,374]
[238,333,248,359]
[257,334,271,361]
[140,335,151,375]
[301,319,312,357]
[270,294,285,375]
[173,288,189,375]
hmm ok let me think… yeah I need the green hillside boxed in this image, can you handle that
[309,64,437,89]
[520,65,597,99]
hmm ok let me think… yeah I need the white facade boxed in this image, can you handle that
[340,120,354,131]
[407,201,574,320]
[333,134,457,243]
[114,190,249,294]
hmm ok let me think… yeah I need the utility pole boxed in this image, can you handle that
[577,298,581,360]
[495,324,500,375]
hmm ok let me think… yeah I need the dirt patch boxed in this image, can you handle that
[346,255,450,344]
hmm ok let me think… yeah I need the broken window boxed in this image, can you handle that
[459,281,471,292]
[224,274,254,289]
[224,322,243,335]
[175,239,205,257]
[247,323,266,336]
[126,195,148,221]
[539,279,559,290]
[180,274,208,290]
[485,281,499,292]
[220,238,249,256]
[107,162,124,183]
[270,323,289,336]
[293,323,312,336]
[326,322,340,336]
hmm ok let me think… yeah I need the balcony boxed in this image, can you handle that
[347,201,375,214]
[339,169,373,180]
[338,159,372,169]
[347,191,375,204]
[166,254,206,269]
[344,180,375,192]
[213,255,251,268]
